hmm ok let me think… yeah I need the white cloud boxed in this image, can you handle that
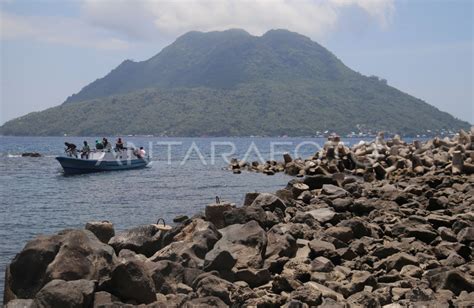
[1,0,394,49]
[0,10,129,50]
[82,0,394,39]
[81,0,394,40]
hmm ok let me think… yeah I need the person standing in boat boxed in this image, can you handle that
[81,141,91,159]
[64,142,78,158]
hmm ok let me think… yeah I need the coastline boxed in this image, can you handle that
[3,130,474,307]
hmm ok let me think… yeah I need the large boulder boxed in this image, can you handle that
[85,221,115,244]
[250,193,286,212]
[223,206,267,227]
[6,230,115,302]
[34,279,94,308]
[108,224,164,257]
[109,260,156,304]
[205,202,234,229]
[320,184,349,199]
[150,219,220,268]
[205,220,267,270]
[306,208,336,224]
[427,269,474,295]
[303,175,338,190]
[265,224,297,259]
[194,273,235,304]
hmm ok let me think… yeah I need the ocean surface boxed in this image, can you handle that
[0,135,373,299]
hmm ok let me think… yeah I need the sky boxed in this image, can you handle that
[0,0,473,124]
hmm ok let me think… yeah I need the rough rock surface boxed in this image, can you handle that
[4,131,474,307]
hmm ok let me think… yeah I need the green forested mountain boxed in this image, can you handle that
[1,29,469,136]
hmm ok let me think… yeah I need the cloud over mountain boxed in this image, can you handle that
[1,0,394,49]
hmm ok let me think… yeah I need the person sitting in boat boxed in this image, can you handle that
[64,142,78,158]
[103,138,112,151]
[139,147,146,158]
[95,140,104,150]
[81,141,91,159]
[116,138,125,151]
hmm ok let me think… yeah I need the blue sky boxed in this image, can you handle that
[1,0,472,124]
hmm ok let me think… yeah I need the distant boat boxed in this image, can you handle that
[56,149,150,175]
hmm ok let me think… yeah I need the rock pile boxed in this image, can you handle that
[4,132,474,307]
[229,129,474,178]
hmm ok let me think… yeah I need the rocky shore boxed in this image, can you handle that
[4,130,474,307]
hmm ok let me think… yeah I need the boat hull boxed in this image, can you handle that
[56,156,149,175]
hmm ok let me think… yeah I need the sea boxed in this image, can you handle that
[0,135,375,299]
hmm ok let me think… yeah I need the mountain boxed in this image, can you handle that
[1,29,469,136]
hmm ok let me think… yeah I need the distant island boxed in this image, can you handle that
[0,29,470,136]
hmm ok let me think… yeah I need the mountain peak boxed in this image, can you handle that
[4,28,467,136]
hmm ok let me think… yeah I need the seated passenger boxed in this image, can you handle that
[95,140,104,150]
[139,147,146,158]
[116,138,124,151]
[103,138,112,151]
[81,141,91,159]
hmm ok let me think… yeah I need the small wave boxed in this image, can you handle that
[7,154,22,158]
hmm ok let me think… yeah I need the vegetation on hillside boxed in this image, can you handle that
[1,29,469,136]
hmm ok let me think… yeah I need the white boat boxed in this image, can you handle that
[56,148,150,175]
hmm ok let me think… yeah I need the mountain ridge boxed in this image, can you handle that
[1,29,470,136]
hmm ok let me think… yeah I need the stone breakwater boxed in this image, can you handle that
[3,131,474,307]
[229,130,474,177]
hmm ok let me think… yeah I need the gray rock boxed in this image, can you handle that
[92,291,120,308]
[325,226,354,243]
[457,227,474,243]
[173,215,189,223]
[311,256,334,272]
[5,299,36,308]
[338,218,369,239]
[205,220,267,270]
[382,252,419,271]
[182,296,228,308]
[427,269,474,295]
[223,205,269,228]
[405,226,438,243]
[34,279,94,308]
[303,175,338,190]
[330,198,352,212]
[372,243,401,259]
[308,240,338,261]
[235,268,271,288]
[321,184,349,199]
[203,249,236,272]
[304,282,344,302]
[205,202,234,229]
[265,224,297,259]
[85,221,115,244]
[109,224,164,257]
[194,274,234,304]
[110,260,156,304]
[307,208,336,224]
[427,196,449,210]
[250,193,286,212]
[290,285,322,306]
[6,229,115,302]
[346,291,380,308]
[150,219,220,268]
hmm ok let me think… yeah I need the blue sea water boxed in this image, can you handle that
[0,136,371,299]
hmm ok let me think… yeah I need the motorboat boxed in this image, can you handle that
[56,148,150,175]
